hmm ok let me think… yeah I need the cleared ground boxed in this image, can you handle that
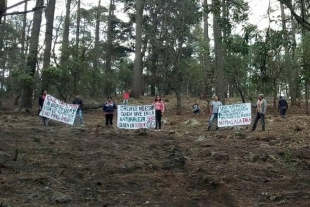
[1,97,310,207]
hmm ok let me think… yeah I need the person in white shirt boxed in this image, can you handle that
[251,94,267,131]
[208,96,222,131]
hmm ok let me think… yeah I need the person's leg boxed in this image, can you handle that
[251,113,260,131]
[79,110,84,125]
[215,113,219,130]
[110,114,114,125]
[261,113,265,131]
[208,114,215,130]
[283,109,286,117]
[280,108,284,118]
[155,110,160,129]
[158,111,162,129]
[105,114,109,126]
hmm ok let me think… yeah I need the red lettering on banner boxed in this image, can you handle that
[135,123,146,128]
[147,116,155,122]
[242,118,251,123]
[61,116,69,123]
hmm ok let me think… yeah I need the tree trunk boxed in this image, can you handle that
[203,0,212,100]
[59,0,71,100]
[104,0,114,96]
[72,0,81,95]
[291,16,301,100]
[176,90,182,115]
[280,2,297,105]
[93,0,101,71]
[90,0,101,97]
[21,0,44,109]
[42,0,56,90]
[21,0,27,55]
[131,0,144,98]
[212,0,226,104]
[301,0,309,114]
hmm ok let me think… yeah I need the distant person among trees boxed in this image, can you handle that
[153,95,165,131]
[38,89,48,126]
[208,96,222,131]
[251,94,267,131]
[103,97,117,127]
[123,90,130,105]
[192,101,200,114]
[278,96,288,118]
[72,93,84,126]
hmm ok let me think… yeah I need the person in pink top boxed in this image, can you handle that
[123,90,130,105]
[153,95,165,131]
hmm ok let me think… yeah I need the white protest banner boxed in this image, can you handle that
[117,105,156,129]
[39,94,79,125]
[217,103,251,127]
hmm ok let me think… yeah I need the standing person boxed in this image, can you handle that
[207,96,222,131]
[38,89,48,126]
[278,96,288,118]
[153,95,165,131]
[103,97,117,127]
[251,94,267,131]
[192,101,200,114]
[72,93,84,126]
[123,90,130,105]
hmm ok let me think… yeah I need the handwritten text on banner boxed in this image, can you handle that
[117,105,155,129]
[217,103,251,127]
[39,94,79,125]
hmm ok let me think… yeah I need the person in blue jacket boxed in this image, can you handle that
[103,97,117,126]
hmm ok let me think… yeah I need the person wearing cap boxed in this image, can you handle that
[251,94,267,131]
[278,96,288,118]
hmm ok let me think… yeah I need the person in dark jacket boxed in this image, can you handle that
[72,93,84,126]
[39,89,48,126]
[278,96,288,118]
[192,101,200,114]
[103,97,117,126]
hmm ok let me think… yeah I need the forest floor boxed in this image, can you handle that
[1,96,310,207]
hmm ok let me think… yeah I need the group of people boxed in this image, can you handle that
[191,94,288,132]
[39,89,288,132]
[38,90,166,131]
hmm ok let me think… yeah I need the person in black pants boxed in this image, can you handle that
[103,97,117,126]
[278,96,288,118]
[153,95,165,131]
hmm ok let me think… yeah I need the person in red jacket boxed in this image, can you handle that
[123,90,130,105]
[153,95,165,131]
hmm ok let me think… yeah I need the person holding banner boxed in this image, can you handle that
[207,96,222,131]
[153,95,165,131]
[251,94,267,131]
[72,93,84,126]
[103,97,117,127]
[38,90,49,126]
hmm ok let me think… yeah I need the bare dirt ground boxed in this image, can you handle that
[1,97,310,207]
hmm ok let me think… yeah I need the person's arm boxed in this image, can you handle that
[114,102,117,109]
[161,102,165,113]
[285,100,288,109]
[80,99,83,108]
